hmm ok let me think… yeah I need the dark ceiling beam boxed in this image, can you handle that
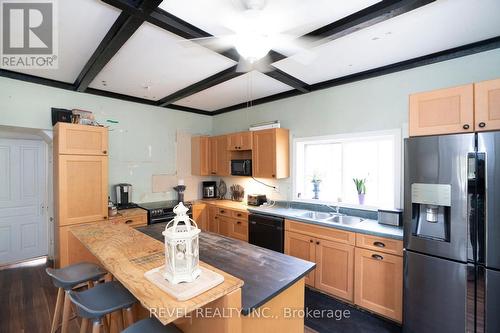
[211,36,500,115]
[264,68,310,93]
[0,68,75,91]
[303,0,436,43]
[74,0,162,92]
[157,65,243,107]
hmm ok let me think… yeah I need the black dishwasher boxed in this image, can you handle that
[248,213,284,253]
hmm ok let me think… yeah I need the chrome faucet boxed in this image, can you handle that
[324,204,341,215]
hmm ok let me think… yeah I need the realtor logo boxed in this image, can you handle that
[1,0,58,69]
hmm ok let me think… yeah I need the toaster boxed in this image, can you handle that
[378,208,403,226]
[247,194,267,206]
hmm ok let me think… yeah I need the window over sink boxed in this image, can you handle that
[293,129,401,209]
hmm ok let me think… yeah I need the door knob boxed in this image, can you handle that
[479,122,486,128]
[463,124,470,130]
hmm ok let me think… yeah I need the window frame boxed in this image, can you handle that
[292,129,402,211]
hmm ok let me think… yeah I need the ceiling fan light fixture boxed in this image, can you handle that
[235,32,271,63]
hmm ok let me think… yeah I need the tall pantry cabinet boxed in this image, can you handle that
[54,123,109,267]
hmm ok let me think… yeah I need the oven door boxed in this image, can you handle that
[149,212,192,225]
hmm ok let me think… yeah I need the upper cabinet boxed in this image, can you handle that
[475,78,500,132]
[252,128,289,179]
[55,123,108,155]
[210,135,230,176]
[409,78,500,137]
[227,131,253,151]
[409,84,474,137]
[191,136,210,176]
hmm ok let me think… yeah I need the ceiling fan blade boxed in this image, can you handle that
[178,35,237,53]
[236,58,253,73]
[253,54,273,73]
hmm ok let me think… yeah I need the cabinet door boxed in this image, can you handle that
[285,231,316,286]
[409,84,474,137]
[192,204,207,231]
[57,155,108,226]
[230,219,248,242]
[215,136,230,176]
[57,222,101,268]
[56,123,108,155]
[354,248,403,322]
[208,137,218,175]
[315,238,354,302]
[218,216,232,237]
[227,133,241,151]
[239,131,253,150]
[252,129,276,178]
[475,78,500,132]
[191,136,209,176]
[110,213,147,228]
[208,206,219,233]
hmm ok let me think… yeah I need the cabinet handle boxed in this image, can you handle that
[463,124,470,130]
[373,241,385,248]
[125,219,133,224]
[103,216,107,220]
[479,122,486,128]
[236,221,241,225]
[316,241,320,245]
[272,174,276,178]
[214,216,218,219]
[221,210,225,213]
[103,150,107,154]
[309,239,313,243]
[372,254,384,260]
[237,213,242,217]
[211,172,216,175]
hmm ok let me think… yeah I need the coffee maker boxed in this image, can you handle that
[115,183,135,209]
[202,181,217,199]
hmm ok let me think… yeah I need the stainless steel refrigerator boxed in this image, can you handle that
[404,132,500,333]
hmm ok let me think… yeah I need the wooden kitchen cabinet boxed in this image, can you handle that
[409,84,474,137]
[227,131,253,151]
[208,135,230,176]
[252,128,289,179]
[218,216,232,237]
[315,238,354,302]
[56,154,108,226]
[230,219,249,241]
[109,208,147,228]
[192,203,208,231]
[54,123,108,156]
[191,136,210,176]
[285,231,316,286]
[354,247,403,322]
[475,78,500,132]
[57,221,101,268]
[208,205,219,233]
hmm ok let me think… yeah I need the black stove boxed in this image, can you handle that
[138,200,192,224]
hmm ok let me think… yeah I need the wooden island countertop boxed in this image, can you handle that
[70,222,243,326]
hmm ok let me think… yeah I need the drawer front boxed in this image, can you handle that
[231,219,248,241]
[356,234,403,256]
[285,220,355,245]
[112,215,147,228]
[218,207,232,217]
[231,210,248,220]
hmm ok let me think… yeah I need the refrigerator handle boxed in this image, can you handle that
[476,152,486,265]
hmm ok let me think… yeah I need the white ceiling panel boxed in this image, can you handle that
[273,0,500,85]
[10,0,121,83]
[89,22,236,100]
[174,71,293,111]
[159,0,381,37]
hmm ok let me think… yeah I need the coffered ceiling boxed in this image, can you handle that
[1,0,500,115]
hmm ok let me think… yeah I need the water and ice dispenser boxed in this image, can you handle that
[411,183,451,242]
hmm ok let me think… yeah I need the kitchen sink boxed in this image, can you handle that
[325,215,363,225]
[295,211,336,219]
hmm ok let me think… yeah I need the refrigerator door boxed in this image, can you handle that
[404,134,475,262]
[484,268,500,333]
[403,250,469,333]
[477,132,500,270]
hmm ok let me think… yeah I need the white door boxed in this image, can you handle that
[0,139,47,265]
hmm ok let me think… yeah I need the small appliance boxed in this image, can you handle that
[115,183,137,209]
[202,181,217,198]
[377,208,402,226]
[231,159,252,176]
[51,108,72,126]
[247,194,267,206]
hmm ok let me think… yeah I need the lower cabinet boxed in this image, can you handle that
[208,205,219,233]
[57,221,103,268]
[218,216,232,237]
[230,219,248,241]
[192,203,208,231]
[354,247,403,322]
[285,231,316,286]
[192,203,249,241]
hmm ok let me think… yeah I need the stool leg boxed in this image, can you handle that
[124,307,134,328]
[50,288,64,333]
[102,318,110,333]
[61,291,72,333]
[80,318,88,333]
[112,310,124,331]
[88,280,94,289]
[91,320,100,333]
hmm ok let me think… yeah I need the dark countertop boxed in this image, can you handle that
[137,223,316,315]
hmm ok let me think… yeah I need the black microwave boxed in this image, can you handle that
[231,159,252,176]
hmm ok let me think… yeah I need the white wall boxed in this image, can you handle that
[212,49,500,203]
[0,77,214,203]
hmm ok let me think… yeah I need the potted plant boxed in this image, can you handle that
[311,174,322,200]
[353,178,367,204]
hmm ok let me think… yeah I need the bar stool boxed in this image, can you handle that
[68,280,137,333]
[122,318,182,333]
[46,262,107,333]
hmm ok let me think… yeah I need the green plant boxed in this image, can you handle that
[353,178,366,194]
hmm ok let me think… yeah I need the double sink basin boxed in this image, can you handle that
[291,210,363,226]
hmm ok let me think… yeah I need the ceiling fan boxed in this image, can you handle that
[182,0,321,73]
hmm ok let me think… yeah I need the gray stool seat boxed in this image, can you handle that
[68,281,136,320]
[46,262,106,290]
[123,318,182,333]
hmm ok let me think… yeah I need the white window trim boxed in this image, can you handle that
[292,129,402,211]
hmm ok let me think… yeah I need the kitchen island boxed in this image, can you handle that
[70,222,315,333]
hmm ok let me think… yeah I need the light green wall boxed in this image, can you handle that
[0,77,213,202]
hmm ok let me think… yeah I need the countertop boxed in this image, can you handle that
[195,199,248,212]
[70,222,243,325]
[138,223,316,315]
[108,207,146,221]
[247,206,403,240]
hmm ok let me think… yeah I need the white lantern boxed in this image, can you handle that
[162,202,201,284]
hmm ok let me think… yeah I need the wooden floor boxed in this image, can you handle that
[0,259,317,333]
